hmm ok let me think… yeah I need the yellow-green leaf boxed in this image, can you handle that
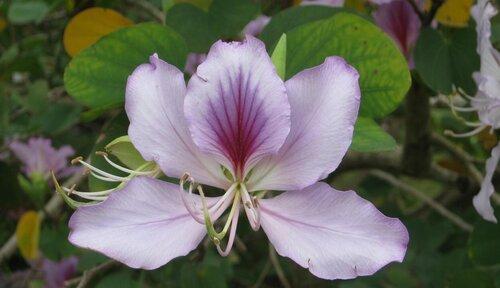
[15,211,41,261]
[63,7,133,57]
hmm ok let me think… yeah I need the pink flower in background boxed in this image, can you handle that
[184,53,207,75]
[68,36,408,280]
[42,256,78,288]
[373,0,421,68]
[301,0,345,6]
[9,137,77,180]
[242,15,271,36]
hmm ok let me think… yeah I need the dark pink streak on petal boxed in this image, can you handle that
[373,0,421,68]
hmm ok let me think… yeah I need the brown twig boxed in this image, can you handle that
[371,170,473,232]
[65,260,120,287]
[252,260,272,288]
[431,132,500,204]
[0,172,85,265]
[406,0,425,21]
[269,245,292,288]
[423,0,445,26]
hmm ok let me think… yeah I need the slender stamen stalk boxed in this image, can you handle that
[97,152,156,176]
[75,159,128,182]
[240,184,260,231]
[89,171,123,182]
[444,125,487,138]
[216,202,240,257]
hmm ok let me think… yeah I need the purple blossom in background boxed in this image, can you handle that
[42,257,78,288]
[9,137,77,180]
[184,53,207,75]
[241,15,271,36]
[68,36,408,280]
[373,0,421,68]
[301,0,345,6]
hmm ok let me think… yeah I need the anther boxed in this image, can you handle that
[213,237,220,245]
[71,156,83,165]
[95,151,108,157]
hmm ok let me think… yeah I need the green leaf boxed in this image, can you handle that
[165,4,216,53]
[165,0,259,53]
[414,27,479,95]
[351,117,397,152]
[105,135,147,170]
[260,5,342,50]
[447,270,495,288]
[468,213,500,267]
[286,13,411,118]
[209,0,260,38]
[7,1,49,24]
[271,34,286,79]
[64,23,187,113]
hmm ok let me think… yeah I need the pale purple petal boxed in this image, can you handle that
[259,182,409,280]
[9,137,75,179]
[69,177,219,269]
[42,256,78,288]
[247,57,360,191]
[241,15,270,36]
[472,0,500,78]
[373,0,421,68]
[301,0,345,7]
[473,142,500,223]
[184,36,291,180]
[126,54,228,188]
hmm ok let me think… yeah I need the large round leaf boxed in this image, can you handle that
[64,23,187,112]
[260,5,341,50]
[414,27,479,95]
[286,13,411,118]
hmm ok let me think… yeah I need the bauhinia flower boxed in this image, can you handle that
[443,0,500,223]
[9,137,77,181]
[471,0,500,223]
[67,36,408,280]
[373,0,421,68]
[42,256,78,288]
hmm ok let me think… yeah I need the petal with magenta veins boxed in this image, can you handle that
[68,176,221,270]
[247,57,360,191]
[259,182,409,280]
[126,54,228,189]
[184,36,291,180]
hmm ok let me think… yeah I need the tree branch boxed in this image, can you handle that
[431,132,500,204]
[371,170,473,232]
[269,245,292,288]
[0,172,85,265]
[65,260,120,288]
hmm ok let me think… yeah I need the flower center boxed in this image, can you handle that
[178,172,261,256]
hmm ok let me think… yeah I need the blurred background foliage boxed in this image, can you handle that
[0,0,499,287]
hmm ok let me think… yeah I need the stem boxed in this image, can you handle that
[403,81,431,176]
[406,0,425,21]
[253,260,272,288]
[65,260,119,287]
[423,0,445,26]
[269,245,292,288]
[431,132,500,205]
[371,170,473,232]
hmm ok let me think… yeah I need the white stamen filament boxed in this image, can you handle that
[444,125,488,138]
[216,202,240,257]
[240,184,260,231]
[90,171,123,182]
[99,152,157,176]
[77,159,128,182]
